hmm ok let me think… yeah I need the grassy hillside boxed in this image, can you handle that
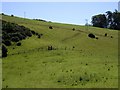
[1,14,119,88]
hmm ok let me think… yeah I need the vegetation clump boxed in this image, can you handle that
[88,33,95,38]
[2,45,8,57]
[92,10,120,30]
[2,40,11,46]
[16,42,21,46]
[105,33,107,37]
[11,14,14,17]
[96,37,98,39]
[72,28,75,31]
[49,26,53,29]
[48,46,53,50]
[1,20,43,57]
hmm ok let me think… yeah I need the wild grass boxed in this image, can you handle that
[1,14,119,88]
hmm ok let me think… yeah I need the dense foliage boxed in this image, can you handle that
[2,45,8,57]
[1,20,43,57]
[91,10,120,30]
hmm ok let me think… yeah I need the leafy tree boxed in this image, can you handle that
[92,14,107,28]
[92,10,120,30]
[106,11,113,28]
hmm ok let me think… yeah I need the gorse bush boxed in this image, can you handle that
[16,42,21,46]
[1,20,43,57]
[3,40,11,46]
[2,44,8,57]
[11,36,19,42]
[2,20,43,43]
[49,26,53,29]
[88,33,95,38]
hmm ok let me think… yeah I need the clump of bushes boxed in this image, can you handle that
[11,14,14,17]
[1,20,43,57]
[2,40,11,46]
[111,36,113,38]
[16,42,21,46]
[105,33,107,36]
[49,26,53,29]
[37,34,41,38]
[96,37,98,39]
[48,46,53,50]
[2,45,8,57]
[73,46,75,48]
[72,28,75,31]
[2,20,43,43]
[31,30,36,35]
[2,13,4,15]
[11,36,19,42]
[88,33,95,38]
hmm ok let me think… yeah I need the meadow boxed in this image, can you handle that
[1,15,119,88]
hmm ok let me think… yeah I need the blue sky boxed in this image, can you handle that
[2,2,118,25]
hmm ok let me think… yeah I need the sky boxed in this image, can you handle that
[1,2,119,25]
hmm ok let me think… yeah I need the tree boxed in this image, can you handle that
[92,14,107,28]
[112,10,120,30]
[106,11,113,28]
[92,10,120,30]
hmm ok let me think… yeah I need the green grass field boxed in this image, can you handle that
[1,15,119,88]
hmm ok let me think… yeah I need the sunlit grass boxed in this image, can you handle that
[1,15,118,88]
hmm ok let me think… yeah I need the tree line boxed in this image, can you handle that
[91,10,120,30]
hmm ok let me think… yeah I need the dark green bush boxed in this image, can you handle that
[38,34,41,38]
[2,45,8,57]
[49,26,53,29]
[11,36,19,42]
[31,30,36,35]
[88,33,95,38]
[3,40,11,46]
[16,42,21,46]
[105,33,107,36]
[11,14,14,17]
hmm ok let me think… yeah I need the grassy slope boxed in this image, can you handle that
[1,15,119,88]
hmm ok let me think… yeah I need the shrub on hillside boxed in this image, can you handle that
[2,13,4,15]
[105,33,107,37]
[35,33,39,35]
[2,32,11,40]
[26,31,32,37]
[11,14,14,17]
[16,42,21,46]
[88,33,95,38]
[31,30,36,35]
[38,34,41,38]
[2,45,8,57]
[48,46,53,50]
[96,37,98,39]
[49,26,53,29]
[3,40,11,46]
[72,28,75,31]
[11,36,19,42]
[41,34,43,36]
